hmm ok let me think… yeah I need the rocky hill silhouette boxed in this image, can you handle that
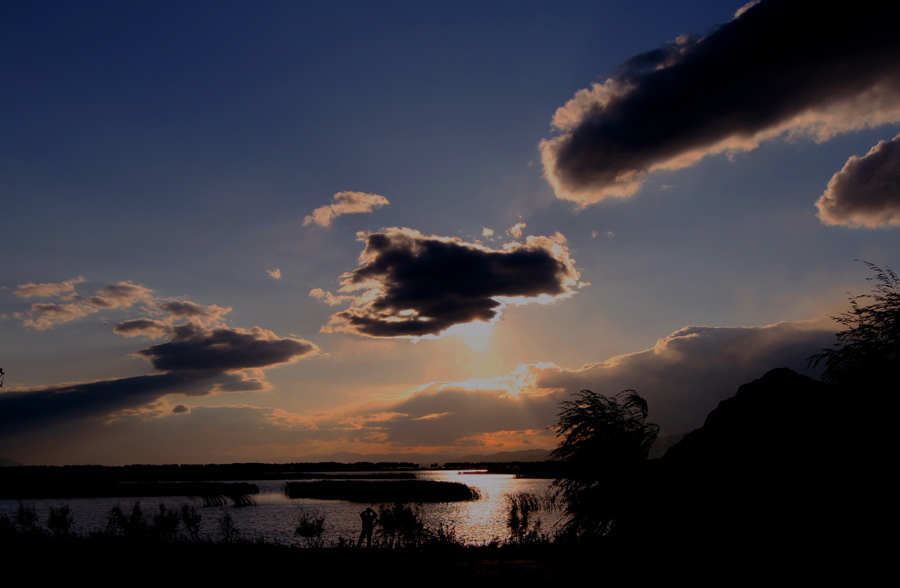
[638,368,885,577]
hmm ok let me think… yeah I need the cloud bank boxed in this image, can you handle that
[2,318,836,461]
[303,191,389,227]
[314,228,582,338]
[540,0,900,205]
[358,319,834,449]
[816,135,900,227]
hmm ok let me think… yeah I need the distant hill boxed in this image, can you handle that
[0,458,22,467]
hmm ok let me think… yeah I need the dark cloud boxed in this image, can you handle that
[1,323,319,440]
[541,0,900,204]
[136,323,317,372]
[152,300,231,321]
[113,318,171,339]
[7,404,322,465]
[816,135,900,227]
[315,228,582,338]
[0,372,222,438]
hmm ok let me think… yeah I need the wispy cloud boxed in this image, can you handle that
[267,268,282,280]
[15,277,86,299]
[314,228,582,338]
[87,282,154,308]
[816,135,900,227]
[21,302,99,330]
[540,0,900,205]
[14,278,235,331]
[303,191,389,227]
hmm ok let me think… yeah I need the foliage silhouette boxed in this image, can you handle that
[294,508,326,547]
[506,492,552,545]
[152,503,180,541]
[105,502,150,540]
[376,502,428,548]
[47,505,74,539]
[551,389,658,540]
[14,502,40,534]
[809,261,900,391]
[180,504,202,541]
[217,510,239,544]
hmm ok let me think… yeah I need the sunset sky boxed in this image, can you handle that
[3,0,899,465]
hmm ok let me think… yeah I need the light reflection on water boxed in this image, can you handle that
[0,471,559,546]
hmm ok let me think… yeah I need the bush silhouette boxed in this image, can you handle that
[47,505,74,539]
[294,508,326,547]
[376,502,427,548]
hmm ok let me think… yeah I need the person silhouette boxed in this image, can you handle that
[358,507,378,547]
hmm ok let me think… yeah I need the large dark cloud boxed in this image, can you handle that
[816,135,900,227]
[0,323,319,440]
[0,372,236,438]
[315,228,582,338]
[541,0,900,204]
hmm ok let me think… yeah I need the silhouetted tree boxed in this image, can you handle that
[551,389,658,541]
[809,261,900,391]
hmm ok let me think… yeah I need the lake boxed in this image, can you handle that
[0,470,560,545]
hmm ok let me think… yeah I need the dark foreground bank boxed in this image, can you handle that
[2,523,873,586]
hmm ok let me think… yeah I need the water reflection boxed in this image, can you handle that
[0,470,559,546]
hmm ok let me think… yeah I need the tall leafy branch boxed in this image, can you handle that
[809,261,900,390]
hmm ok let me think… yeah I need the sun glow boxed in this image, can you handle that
[445,320,495,351]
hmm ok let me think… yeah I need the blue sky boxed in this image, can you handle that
[2,0,899,464]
